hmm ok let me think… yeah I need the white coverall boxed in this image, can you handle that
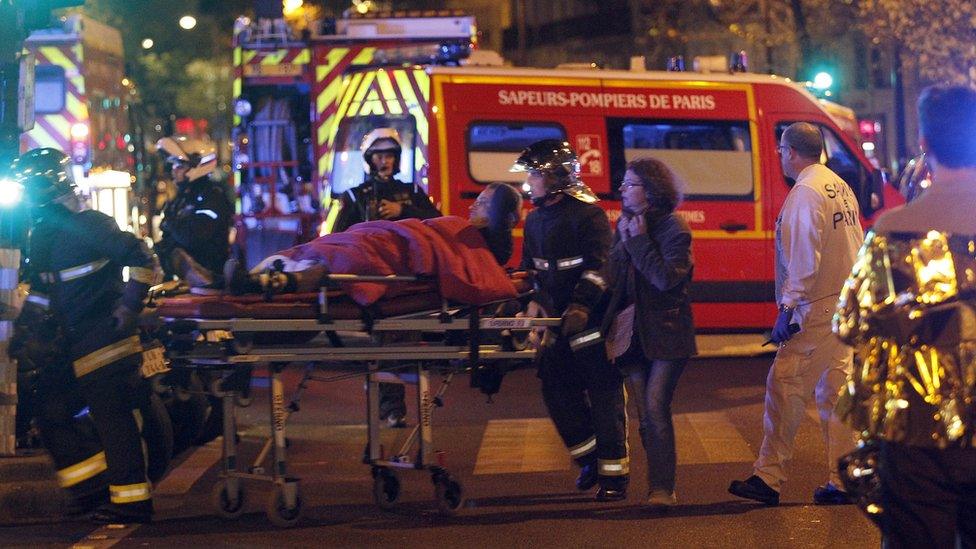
[754,163,864,492]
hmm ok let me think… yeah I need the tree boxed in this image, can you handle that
[857,0,976,85]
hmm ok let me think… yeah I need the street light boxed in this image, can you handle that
[141,38,154,49]
[179,15,197,30]
[812,71,833,91]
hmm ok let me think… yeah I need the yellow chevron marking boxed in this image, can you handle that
[333,73,361,133]
[45,114,71,139]
[72,43,83,63]
[351,71,375,106]
[315,78,342,116]
[39,47,75,71]
[409,104,428,147]
[351,47,376,65]
[65,92,87,120]
[376,70,397,103]
[357,88,384,116]
[317,113,335,147]
[233,47,241,66]
[260,49,288,65]
[414,144,426,172]
[393,70,418,106]
[412,69,430,102]
[242,50,258,64]
[316,48,350,82]
[25,124,63,150]
[293,48,310,64]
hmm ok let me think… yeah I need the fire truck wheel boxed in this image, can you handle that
[266,484,303,527]
[372,467,400,510]
[211,481,246,519]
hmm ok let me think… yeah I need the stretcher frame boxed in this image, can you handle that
[156,273,560,525]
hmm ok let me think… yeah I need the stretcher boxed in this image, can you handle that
[151,272,561,526]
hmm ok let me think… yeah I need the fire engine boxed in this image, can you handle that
[21,14,138,231]
[231,11,901,331]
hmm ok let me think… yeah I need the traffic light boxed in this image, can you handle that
[19,0,86,32]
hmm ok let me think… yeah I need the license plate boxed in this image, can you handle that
[140,346,170,378]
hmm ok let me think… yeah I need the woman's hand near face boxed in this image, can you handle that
[631,213,647,237]
[618,215,631,242]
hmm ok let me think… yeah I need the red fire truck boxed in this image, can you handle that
[231,11,901,331]
[21,14,138,230]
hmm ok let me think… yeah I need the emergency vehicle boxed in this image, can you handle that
[231,11,900,331]
[21,14,137,231]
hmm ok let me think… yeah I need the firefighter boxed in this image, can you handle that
[512,139,629,500]
[332,128,441,427]
[155,136,233,293]
[10,148,162,523]
[331,128,441,232]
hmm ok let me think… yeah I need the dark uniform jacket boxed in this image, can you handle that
[159,176,233,275]
[26,206,157,358]
[603,212,697,360]
[332,175,440,233]
[520,196,612,317]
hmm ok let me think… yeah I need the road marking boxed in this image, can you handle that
[71,441,222,548]
[677,411,756,464]
[474,418,569,475]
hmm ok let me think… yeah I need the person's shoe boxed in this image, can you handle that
[575,462,598,491]
[385,412,407,429]
[90,501,153,524]
[728,475,780,505]
[596,478,628,502]
[813,483,853,505]
[645,489,677,509]
[64,487,109,518]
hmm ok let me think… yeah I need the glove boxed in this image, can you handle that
[112,304,139,335]
[561,304,590,336]
[770,307,798,344]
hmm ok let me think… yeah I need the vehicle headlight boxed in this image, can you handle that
[0,178,24,208]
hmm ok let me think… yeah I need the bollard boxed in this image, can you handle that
[0,248,20,456]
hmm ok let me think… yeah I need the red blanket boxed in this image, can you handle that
[252,216,517,306]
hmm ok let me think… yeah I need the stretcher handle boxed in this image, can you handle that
[324,274,421,283]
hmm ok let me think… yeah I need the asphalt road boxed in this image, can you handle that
[0,356,881,548]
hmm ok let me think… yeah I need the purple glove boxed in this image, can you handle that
[770,307,798,344]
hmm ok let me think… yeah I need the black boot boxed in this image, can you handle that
[65,486,109,518]
[596,476,628,502]
[575,461,598,491]
[90,500,153,524]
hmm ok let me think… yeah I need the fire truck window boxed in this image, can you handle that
[34,65,66,114]
[330,115,417,194]
[610,120,753,200]
[466,122,566,184]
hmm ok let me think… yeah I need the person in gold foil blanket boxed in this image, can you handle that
[834,84,976,548]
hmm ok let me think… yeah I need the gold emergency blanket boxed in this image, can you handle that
[834,230,976,448]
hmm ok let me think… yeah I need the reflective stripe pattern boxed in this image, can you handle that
[73,335,142,378]
[110,482,151,504]
[598,457,630,476]
[25,293,50,309]
[532,256,585,271]
[568,436,597,458]
[580,270,607,289]
[39,258,110,284]
[57,451,107,488]
[195,209,218,219]
[569,328,603,351]
[128,266,160,285]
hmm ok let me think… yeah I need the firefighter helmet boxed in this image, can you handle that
[360,128,402,175]
[156,135,218,181]
[10,148,76,209]
[509,139,598,205]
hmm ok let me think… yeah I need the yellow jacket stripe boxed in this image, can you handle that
[57,451,107,488]
[110,482,151,504]
[73,335,142,378]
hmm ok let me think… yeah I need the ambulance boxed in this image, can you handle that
[21,14,138,231]
[232,11,900,331]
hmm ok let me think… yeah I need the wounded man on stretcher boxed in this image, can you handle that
[225,182,524,306]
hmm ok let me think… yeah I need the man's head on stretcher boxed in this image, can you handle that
[225,184,524,296]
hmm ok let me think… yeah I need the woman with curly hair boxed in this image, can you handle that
[603,157,696,508]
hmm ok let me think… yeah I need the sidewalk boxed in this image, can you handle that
[0,451,65,524]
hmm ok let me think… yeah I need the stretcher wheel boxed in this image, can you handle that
[433,474,464,516]
[266,484,303,527]
[211,481,246,519]
[372,467,401,510]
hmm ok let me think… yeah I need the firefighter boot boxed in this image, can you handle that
[64,486,109,518]
[596,475,629,502]
[575,458,598,491]
[90,500,153,525]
